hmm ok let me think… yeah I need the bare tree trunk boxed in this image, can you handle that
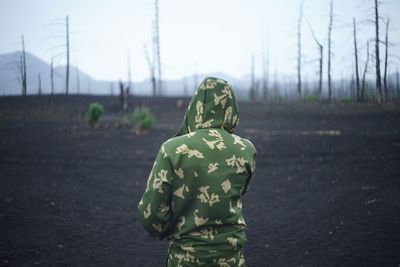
[38,73,42,95]
[309,24,323,100]
[193,64,198,93]
[266,37,270,102]
[261,33,269,102]
[397,67,399,101]
[297,0,304,100]
[76,66,80,94]
[110,82,114,96]
[183,74,188,97]
[250,53,256,102]
[119,80,128,110]
[353,18,361,102]
[50,57,54,95]
[19,55,23,93]
[87,78,91,94]
[327,0,333,101]
[154,0,162,96]
[361,41,370,102]
[65,15,70,95]
[383,17,389,102]
[21,35,27,96]
[261,35,267,102]
[144,45,156,96]
[127,50,132,96]
[374,0,382,103]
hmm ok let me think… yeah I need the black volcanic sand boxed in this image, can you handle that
[0,95,399,266]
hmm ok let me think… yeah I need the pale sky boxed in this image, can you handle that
[1,0,399,82]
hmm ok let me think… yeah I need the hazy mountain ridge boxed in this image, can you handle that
[0,51,251,99]
[2,51,396,100]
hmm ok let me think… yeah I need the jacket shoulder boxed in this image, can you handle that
[231,133,256,154]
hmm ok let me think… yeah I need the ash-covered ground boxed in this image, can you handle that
[0,95,399,266]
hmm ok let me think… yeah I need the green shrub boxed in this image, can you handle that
[339,97,352,104]
[303,95,319,102]
[121,114,131,126]
[132,107,155,131]
[86,102,104,125]
[275,95,283,102]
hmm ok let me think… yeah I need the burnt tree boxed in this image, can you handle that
[144,45,157,96]
[383,17,389,102]
[38,73,42,95]
[21,35,27,96]
[297,0,304,100]
[327,0,333,101]
[50,57,54,94]
[361,41,371,101]
[309,24,323,100]
[65,15,70,95]
[353,18,361,101]
[373,0,382,103]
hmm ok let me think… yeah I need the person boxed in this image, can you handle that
[138,77,257,266]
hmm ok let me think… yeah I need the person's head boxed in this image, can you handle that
[176,77,239,136]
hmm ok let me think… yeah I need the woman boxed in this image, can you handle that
[138,77,256,266]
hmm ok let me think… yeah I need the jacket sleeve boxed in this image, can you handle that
[137,143,173,239]
[242,143,257,195]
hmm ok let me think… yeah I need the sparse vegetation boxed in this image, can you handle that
[121,114,131,127]
[132,107,155,132]
[339,97,352,104]
[303,95,319,102]
[86,102,104,126]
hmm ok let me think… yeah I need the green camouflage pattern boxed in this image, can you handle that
[138,77,256,266]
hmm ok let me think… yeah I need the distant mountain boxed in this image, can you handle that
[0,51,252,99]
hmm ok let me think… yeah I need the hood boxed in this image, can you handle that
[175,77,239,136]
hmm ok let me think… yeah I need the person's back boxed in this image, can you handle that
[138,77,256,266]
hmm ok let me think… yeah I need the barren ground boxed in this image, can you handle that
[0,95,399,266]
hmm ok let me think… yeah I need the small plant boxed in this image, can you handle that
[339,97,352,104]
[121,114,131,127]
[86,102,104,126]
[132,107,155,132]
[303,95,319,102]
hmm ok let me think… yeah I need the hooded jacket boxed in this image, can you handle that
[138,77,256,266]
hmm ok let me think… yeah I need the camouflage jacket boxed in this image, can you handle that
[138,77,256,266]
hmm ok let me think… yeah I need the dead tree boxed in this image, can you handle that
[193,64,198,92]
[373,0,382,103]
[353,18,361,102]
[38,73,42,95]
[144,45,156,96]
[153,0,162,95]
[250,53,256,102]
[119,80,128,110]
[183,74,188,97]
[65,15,70,95]
[75,56,80,94]
[127,50,133,96]
[397,68,399,101]
[261,33,269,102]
[309,23,323,100]
[110,82,114,96]
[297,0,304,100]
[327,0,333,101]
[75,66,80,94]
[21,35,27,96]
[383,17,389,102]
[87,78,91,94]
[50,57,55,94]
[361,41,371,101]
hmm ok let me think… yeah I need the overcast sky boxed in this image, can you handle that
[1,0,399,82]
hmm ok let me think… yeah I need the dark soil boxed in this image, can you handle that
[0,95,399,266]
